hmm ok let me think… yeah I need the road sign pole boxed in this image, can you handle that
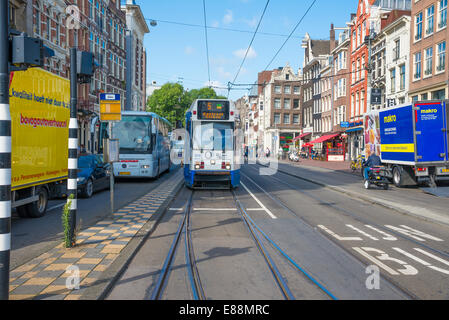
[109,124,114,215]
[0,0,11,300]
[67,48,78,248]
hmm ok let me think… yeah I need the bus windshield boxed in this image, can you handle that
[112,116,152,154]
[193,122,233,151]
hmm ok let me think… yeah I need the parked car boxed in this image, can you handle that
[77,155,111,198]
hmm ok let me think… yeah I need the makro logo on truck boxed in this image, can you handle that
[384,114,397,123]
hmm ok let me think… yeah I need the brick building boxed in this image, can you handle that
[409,0,448,102]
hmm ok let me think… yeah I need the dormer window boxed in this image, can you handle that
[286,74,290,80]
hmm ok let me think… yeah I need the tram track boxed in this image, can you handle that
[242,164,449,299]
[149,191,205,300]
[248,164,449,259]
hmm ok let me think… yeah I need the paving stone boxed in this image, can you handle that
[10,285,48,295]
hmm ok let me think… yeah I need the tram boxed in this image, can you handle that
[184,99,241,189]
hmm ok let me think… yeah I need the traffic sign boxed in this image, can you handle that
[100,93,121,121]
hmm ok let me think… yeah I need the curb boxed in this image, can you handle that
[80,175,185,300]
[259,162,449,228]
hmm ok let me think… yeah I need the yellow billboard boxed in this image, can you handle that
[9,68,70,191]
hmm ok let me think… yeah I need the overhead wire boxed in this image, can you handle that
[202,0,212,87]
[229,0,271,98]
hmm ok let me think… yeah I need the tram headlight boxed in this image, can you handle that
[141,165,150,169]
[211,160,216,165]
[226,163,231,170]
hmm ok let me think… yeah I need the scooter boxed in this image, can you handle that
[289,150,300,162]
[363,166,393,190]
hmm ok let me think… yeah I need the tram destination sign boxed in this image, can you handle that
[197,101,230,120]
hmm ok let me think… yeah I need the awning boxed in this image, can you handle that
[309,133,340,145]
[346,127,364,133]
[293,132,312,141]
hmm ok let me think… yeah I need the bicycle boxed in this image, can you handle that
[350,155,365,173]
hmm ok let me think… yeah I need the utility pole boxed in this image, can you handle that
[0,0,11,300]
[67,48,78,248]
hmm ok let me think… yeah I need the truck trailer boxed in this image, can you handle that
[366,101,449,187]
[10,68,70,217]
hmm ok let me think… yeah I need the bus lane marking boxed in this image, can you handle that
[317,225,362,241]
[385,225,444,242]
[393,247,449,275]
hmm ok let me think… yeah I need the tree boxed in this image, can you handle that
[147,83,226,125]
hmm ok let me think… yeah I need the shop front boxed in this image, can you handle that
[308,133,346,161]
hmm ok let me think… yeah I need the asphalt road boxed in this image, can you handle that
[10,166,180,270]
[108,163,449,300]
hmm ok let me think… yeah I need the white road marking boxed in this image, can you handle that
[385,225,444,242]
[47,203,66,212]
[240,182,277,219]
[318,225,363,241]
[414,248,449,267]
[392,247,431,266]
[246,208,266,211]
[353,247,400,275]
[193,208,237,211]
[365,225,397,241]
[346,224,379,241]
[169,208,184,211]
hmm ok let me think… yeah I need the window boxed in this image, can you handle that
[293,114,300,124]
[283,114,290,124]
[390,69,396,93]
[425,47,433,76]
[294,86,300,94]
[274,98,281,109]
[286,74,290,80]
[284,86,291,94]
[414,52,422,79]
[293,99,299,109]
[274,113,281,125]
[416,12,423,40]
[284,98,291,109]
[400,65,406,91]
[394,39,400,60]
[437,41,446,72]
[439,0,447,29]
[427,5,435,35]
[274,86,281,94]
[46,10,50,40]
[361,56,365,79]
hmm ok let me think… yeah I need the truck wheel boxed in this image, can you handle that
[26,187,49,218]
[393,167,403,188]
[17,206,29,218]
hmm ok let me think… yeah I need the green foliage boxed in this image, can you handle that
[62,194,75,248]
[146,83,227,125]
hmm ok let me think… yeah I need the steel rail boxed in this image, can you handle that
[149,192,193,300]
[184,191,206,300]
[232,190,295,300]
[249,164,449,259]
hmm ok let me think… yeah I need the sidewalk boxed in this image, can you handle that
[284,158,355,174]
[8,170,184,300]
[265,160,449,227]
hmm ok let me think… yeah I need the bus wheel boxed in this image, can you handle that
[26,187,49,218]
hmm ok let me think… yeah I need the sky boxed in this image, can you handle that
[137,0,359,101]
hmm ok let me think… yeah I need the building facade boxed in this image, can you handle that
[409,0,448,102]
[122,0,149,111]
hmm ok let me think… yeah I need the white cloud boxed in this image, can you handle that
[233,47,257,59]
[243,17,258,28]
[211,20,220,28]
[184,46,195,55]
[223,10,233,25]
[217,66,232,78]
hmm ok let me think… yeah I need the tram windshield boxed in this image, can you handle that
[193,122,234,151]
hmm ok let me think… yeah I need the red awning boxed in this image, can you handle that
[309,133,340,145]
[293,132,312,141]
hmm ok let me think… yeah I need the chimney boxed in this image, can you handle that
[330,23,336,52]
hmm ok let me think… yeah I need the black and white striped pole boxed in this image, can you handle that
[0,0,11,300]
[67,48,78,247]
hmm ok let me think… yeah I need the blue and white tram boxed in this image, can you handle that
[184,99,240,189]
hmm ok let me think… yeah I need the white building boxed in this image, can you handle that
[384,14,411,106]
[122,0,149,111]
